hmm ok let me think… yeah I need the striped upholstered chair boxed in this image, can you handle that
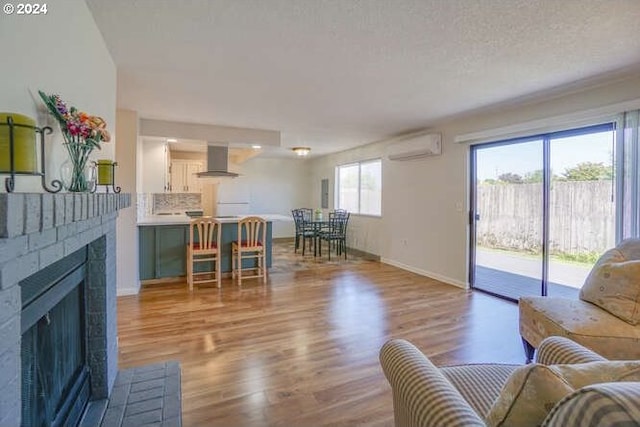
[380,336,640,427]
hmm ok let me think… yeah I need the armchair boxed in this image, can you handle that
[380,336,640,427]
[520,238,640,362]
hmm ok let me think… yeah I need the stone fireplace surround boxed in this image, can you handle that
[0,193,130,426]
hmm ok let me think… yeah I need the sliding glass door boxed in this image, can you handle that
[547,127,616,296]
[471,139,544,299]
[470,123,616,300]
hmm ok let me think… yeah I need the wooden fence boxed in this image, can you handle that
[476,181,615,255]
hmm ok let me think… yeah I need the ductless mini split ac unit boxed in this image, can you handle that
[387,133,442,161]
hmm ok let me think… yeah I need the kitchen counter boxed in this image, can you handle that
[137,213,291,226]
[137,214,290,281]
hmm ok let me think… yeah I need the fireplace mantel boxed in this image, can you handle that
[0,193,130,239]
[0,192,131,426]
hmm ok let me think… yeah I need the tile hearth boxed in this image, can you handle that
[98,361,181,427]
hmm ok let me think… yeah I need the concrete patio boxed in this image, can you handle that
[474,248,592,300]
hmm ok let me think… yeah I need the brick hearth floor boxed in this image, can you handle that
[92,361,182,427]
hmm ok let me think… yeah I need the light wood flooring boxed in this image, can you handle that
[117,240,525,426]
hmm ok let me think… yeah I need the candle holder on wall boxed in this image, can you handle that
[0,114,62,193]
[92,159,121,193]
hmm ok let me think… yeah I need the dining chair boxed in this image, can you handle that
[300,208,313,221]
[292,209,315,255]
[232,216,267,285]
[186,217,222,290]
[318,212,349,260]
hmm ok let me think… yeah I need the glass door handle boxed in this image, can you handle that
[469,211,480,223]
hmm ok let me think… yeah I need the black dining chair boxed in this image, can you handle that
[292,209,315,255]
[300,208,313,222]
[318,212,349,260]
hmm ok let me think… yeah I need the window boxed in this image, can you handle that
[336,159,381,215]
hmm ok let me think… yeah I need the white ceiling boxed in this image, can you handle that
[86,0,640,158]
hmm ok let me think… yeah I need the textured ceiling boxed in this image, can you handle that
[86,0,640,157]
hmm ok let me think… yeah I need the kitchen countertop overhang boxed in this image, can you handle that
[137,214,292,226]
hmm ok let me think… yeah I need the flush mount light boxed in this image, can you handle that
[292,147,311,157]
[251,145,262,149]
[166,138,178,143]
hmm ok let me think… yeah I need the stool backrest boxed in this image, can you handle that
[238,216,266,248]
[189,217,221,251]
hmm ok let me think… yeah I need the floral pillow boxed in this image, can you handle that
[485,361,640,427]
[579,239,640,325]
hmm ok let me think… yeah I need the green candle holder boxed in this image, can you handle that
[0,113,37,173]
[91,159,121,193]
[0,114,62,193]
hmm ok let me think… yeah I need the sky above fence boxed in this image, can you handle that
[477,130,615,180]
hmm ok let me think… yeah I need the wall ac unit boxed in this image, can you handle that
[387,133,442,161]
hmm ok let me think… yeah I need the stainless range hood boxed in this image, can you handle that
[196,144,239,178]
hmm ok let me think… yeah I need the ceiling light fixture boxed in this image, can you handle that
[166,138,178,143]
[292,147,311,157]
[251,145,262,149]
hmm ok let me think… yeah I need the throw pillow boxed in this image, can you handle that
[579,242,640,325]
[485,361,640,427]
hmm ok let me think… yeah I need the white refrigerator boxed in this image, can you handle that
[216,178,250,216]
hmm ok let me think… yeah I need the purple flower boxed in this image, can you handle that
[53,96,68,115]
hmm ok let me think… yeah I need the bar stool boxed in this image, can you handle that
[232,216,267,285]
[186,217,222,290]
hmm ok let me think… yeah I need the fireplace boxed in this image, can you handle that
[20,247,90,427]
[0,193,130,426]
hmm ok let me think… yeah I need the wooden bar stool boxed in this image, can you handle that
[232,216,267,285]
[186,217,222,290]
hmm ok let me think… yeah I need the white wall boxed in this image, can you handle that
[238,157,313,237]
[0,0,116,192]
[309,73,640,289]
[0,2,141,295]
[115,110,139,295]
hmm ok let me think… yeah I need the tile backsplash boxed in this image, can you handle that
[137,193,150,220]
[153,193,202,213]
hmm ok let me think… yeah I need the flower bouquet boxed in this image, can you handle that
[39,90,111,192]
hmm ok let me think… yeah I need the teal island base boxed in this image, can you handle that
[138,222,272,281]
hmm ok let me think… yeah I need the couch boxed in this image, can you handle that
[520,238,640,361]
[380,336,640,427]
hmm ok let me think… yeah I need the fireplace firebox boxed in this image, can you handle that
[20,247,90,427]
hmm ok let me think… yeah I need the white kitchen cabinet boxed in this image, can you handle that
[170,160,204,193]
[141,140,169,193]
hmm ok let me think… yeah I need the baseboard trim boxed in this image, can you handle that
[347,247,380,261]
[117,286,140,296]
[380,258,468,290]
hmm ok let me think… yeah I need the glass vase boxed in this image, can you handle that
[60,158,96,192]
[60,138,96,192]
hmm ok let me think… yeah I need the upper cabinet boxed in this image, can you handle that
[141,139,169,193]
[170,159,204,193]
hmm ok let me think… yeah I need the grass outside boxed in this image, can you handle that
[477,245,598,267]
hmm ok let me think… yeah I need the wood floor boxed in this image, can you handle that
[117,240,525,426]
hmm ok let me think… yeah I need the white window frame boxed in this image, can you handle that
[335,158,382,216]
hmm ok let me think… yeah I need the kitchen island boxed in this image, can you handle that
[138,214,288,281]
